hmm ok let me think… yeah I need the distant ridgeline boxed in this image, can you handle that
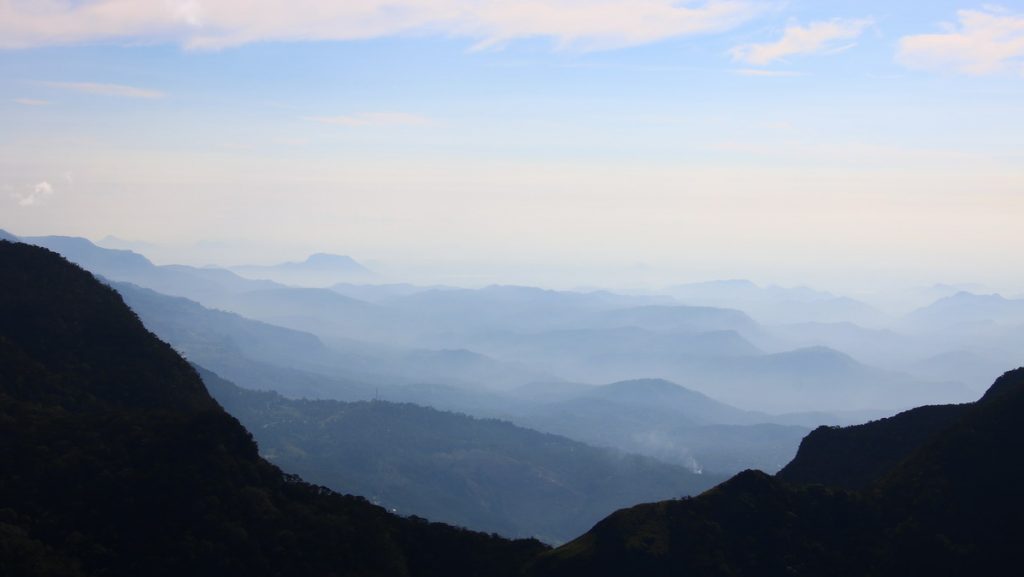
[199,366,721,544]
[2,238,1023,577]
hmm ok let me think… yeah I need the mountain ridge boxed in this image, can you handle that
[0,239,546,576]
[532,367,1024,577]
[199,366,722,544]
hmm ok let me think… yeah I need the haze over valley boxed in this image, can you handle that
[3,1,1023,574]
[6,229,1020,541]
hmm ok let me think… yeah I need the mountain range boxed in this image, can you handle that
[9,231,988,412]
[3,238,1023,576]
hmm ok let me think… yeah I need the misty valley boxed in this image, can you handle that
[5,3,1024,574]
[4,232,1023,558]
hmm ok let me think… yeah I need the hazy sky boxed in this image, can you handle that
[2,1,1023,291]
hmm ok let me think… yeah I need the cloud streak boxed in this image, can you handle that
[0,0,764,51]
[42,81,164,99]
[735,68,803,77]
[897,8,1024,75]
[304,113,434,127]
[730,18,873,66]
[14,98,49,106]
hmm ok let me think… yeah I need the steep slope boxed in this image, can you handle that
[0,240,545,576]
[531,368,1024,577]
[200,368,722,544]
[870,370,1024,576]
[777,403,968,489]
[112,281,384,399]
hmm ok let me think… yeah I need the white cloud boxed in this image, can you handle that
[13,181,55,207]
[897,7,1024,75]
[42,81,164,99]
[730,18,873,65]
[304,113,434,127]
[14,98,49,106]
[0,0,765,51]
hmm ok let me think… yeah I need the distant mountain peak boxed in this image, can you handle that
[303,253,365,268]
[920,290,1009,307]
[949,290,1005,301]
[228,252,374,285]
[603,378,685,393]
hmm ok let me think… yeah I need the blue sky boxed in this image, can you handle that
[1,1,1023,291]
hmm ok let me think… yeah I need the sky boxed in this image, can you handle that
[1,1,1023,291]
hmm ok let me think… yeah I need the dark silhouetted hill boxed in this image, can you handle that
[0,240,545,577]
[777,403,967,489]
[531,368,1024,577]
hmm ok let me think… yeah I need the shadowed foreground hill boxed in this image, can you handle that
[0,240,545,576]
[532,368,1024,577]
[777,402,968,489]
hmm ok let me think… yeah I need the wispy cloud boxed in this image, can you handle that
[0,0,765,52]
[730,18,874,66]
[897,7,1024,75]
[304,113,434,127]
[706,139,1002,168]
[13,98,49,106]
[735,68,803,77]
[12,181,55,207]
[42,81,164,99]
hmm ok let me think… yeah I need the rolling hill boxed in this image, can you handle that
[201,368,722,544]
